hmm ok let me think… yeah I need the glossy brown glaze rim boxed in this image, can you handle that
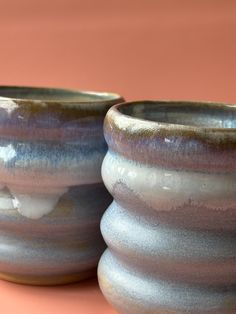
[0,86,123,104]
[108,100,236,132]
[104,100,236,172]
[0,86,124,141]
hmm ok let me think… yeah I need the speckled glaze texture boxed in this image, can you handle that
[98,101,236,313]
[0,86,123,285]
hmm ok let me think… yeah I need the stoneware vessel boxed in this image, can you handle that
[0,86,123,285]
[98,100,236,313]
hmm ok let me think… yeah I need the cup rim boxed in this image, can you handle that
[108,99,236,132]
[0,85,123,105]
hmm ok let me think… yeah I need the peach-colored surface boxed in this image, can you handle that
[0,0,235,313]
[0,279,116,314]
[0,0,236,103]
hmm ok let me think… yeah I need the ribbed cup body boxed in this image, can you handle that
[0,86,123,285]
[98,101,236,313]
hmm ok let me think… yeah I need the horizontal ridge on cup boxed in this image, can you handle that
[99,99,236,313]
[0,86,124,285]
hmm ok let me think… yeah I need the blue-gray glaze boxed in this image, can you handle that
[0,86,123,285]
[98,100,236,313]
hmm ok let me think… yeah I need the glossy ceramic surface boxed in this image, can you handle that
[98,101,236,313]
[0,86,123,285]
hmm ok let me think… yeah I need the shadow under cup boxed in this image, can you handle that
[0,86,123,285]
[99,100,236,313]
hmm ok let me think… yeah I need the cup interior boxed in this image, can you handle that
[0,86,119,102]
[118,101,236,128]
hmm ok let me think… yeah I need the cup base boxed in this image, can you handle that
[0,269,96,285]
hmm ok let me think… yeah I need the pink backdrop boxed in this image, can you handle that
[0,0,236,102]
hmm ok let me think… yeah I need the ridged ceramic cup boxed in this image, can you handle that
[98,100,236,313]
[0,86,123,285]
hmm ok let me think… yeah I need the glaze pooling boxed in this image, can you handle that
[103,151,236,212]
[0,133,106,219]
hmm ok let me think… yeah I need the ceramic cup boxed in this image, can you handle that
[98,100,236,313]
[0,86,123,285]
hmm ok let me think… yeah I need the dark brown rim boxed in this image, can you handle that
[0,86,123,105]
[108,100,236,132]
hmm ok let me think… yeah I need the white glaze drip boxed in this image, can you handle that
[102,151,236,211]
[0,185,67,219]
[12,193,62,219]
